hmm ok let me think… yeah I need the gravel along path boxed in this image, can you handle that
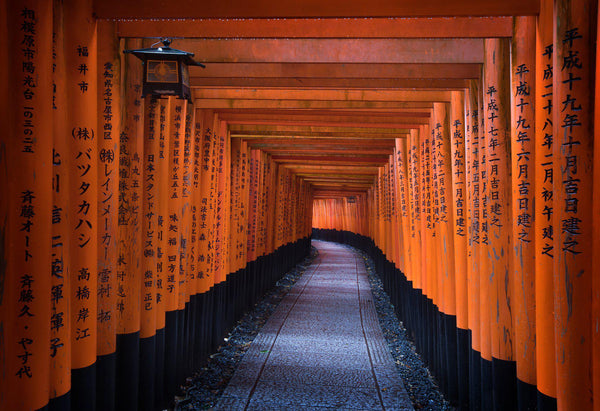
[176,241,453,410]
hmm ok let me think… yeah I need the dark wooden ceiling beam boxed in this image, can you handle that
[95,0,538,19]
[116,17,513,38]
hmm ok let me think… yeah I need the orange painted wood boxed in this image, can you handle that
[156,98,172,327]
[189,109,205,296]
[50,0,72,399]
[147,38,487,65]
[96,19,120,358]
[594,4,600,409]
[194,88,452,103]
[179,104,194,307]
[479,74,492,363]
[0,0,7,406]
[5,1,53,408]
[407,129,423,291]
[466,82,481,354]
[94,0,539,19]
[164,97,185,312]
[534,0,556,399]
[484,38,514,364]
[118,38,144,337]
[191,78,470,89]
[193,99,435,110]
[116,17,512,39]
[395,138,412,278]
[187,63,481,79]
[450,91,468,330]
[66,0,99,370]
[434,102,456,317]
[552,0,595,408]
[140,96,159,338]
[511,15,537,387]
[197,110,217,293]
[214,119,229,284]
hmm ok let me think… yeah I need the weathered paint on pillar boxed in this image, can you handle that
[5,1,53,409]
[484,37,517,409]
[466,80,483,410]
[451,91,467,330]
[595,5,600,411]
[395,138,412,280]
[156,98,171,328]
[190,109,205,296]
[166,97,185,312]
[466,82,481,357]
[535,0,557,404]
[197,110,216,293]
[553,0,595,408]
[434,102,456,318]
[511,15,537,401]
[141,96,159,339]
[479,60,493,406]
[178,103,192,310]
[50,0,71,403]
[407,129,422,291]
[0,3,8,408]
[96,19,120,363]
[65,2,99,408]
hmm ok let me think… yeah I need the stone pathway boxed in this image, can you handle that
[215,240,414,410]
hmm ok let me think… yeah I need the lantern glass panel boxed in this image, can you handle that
[146,60,179,83]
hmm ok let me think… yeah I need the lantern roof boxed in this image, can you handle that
[124,39,205,67]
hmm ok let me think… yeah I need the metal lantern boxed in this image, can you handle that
[124,38,204,103]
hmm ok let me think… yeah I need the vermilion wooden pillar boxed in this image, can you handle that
[466,81,482,410]
[479,65,493,410]
[553,0,595,409]
[511,15,537,411]
[484,37,517,410]
[139,96,159,410]
[117,37,143,410]
[0,2,8,406]
[164,97,186,399]
[96,19,120,411]
[65,1,99,408]
[197,110,216,296]
[154,97,171,409]
[50,2,72,408]
[408,128,423,295]
[5,1,53,409]
[179,105,193,381]
[395,138,412,281]
[535,0,557,408]
[594,4,600,410]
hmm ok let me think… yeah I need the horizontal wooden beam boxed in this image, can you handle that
[230,124,410,135]
[116,17,513,38]
[193,88,452,102]
[246,140,395,150]
[262,148,394,155]
[217,108,430,117]
[272,155,390,162]
[221,113,429,125]
[95,0,538,19]
[274,158,389,166]
[193,99,435,110]
[177,38,484,64]
[189,63,481,79]
[191,77,469,89]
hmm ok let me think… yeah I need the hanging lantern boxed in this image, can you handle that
[124,38,204,103]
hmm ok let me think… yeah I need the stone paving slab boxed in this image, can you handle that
[216,240,414,410]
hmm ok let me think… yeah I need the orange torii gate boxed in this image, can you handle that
[2,1,600,410]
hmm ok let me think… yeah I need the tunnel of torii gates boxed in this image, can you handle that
[3,0,600,410]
